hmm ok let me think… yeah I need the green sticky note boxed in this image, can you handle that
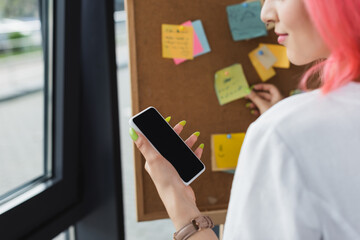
[214,64,250,106]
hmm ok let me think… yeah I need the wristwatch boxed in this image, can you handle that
[173,216,214,240]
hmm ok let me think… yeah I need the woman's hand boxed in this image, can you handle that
[246,83,284,116]
[129,119,207,231]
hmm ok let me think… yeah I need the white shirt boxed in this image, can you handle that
[223,82,360,240]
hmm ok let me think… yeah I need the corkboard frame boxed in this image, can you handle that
[126,0,306,224]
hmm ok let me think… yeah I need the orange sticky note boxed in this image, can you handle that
[259,43,290,68]
[162,24,193,60]
[249,47,276,82]
[255,45,277,69]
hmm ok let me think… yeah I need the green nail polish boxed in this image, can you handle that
[250,110,256,115]
[245,103,251,108]
[165,116,171,122]
[129,128,138,141]
[179,120,187,126]
[199,143,204,149]
[194,131,200,137]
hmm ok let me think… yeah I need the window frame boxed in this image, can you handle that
[0,0,81,238]
[0,0,124,239]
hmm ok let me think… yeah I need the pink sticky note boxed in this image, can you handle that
[173,21,204,65]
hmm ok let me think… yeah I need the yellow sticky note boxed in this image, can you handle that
[214,64,251,105]
[211,133,246,171]
[249,47,276,82]
[260,43,290,68]
[255,45,277,69]
[162,24,193,60]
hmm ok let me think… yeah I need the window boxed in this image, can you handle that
[0,1,124,239]
[0,0,52,203]
[0,0,82,238]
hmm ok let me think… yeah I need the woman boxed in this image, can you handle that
[129,0,360,239]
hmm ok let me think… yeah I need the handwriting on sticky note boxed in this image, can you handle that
[162,24,193,60]
[174,21,203,65]
[249,47,276,82]
[226,1,267,41]
[259,43,290,68]
[214,64,250,105]
[256,45,277,69]
[211,133,246,171]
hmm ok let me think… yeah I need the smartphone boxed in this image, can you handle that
[129,107,205,185]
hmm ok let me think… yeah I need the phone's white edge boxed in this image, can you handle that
[184,164,205,186]
[128,106,206,186]
[128,106,154,133]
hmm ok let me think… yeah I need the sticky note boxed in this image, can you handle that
[249,47,276,81]
[226,1,267,41]
[192,20,211,57]
[214,64,251,105]
[211,133,246,171]
[255,45,277,69]
[174,21,203,65]
[162,24,193,59]
[259,43,290,68]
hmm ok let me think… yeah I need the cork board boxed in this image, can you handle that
[126,0,307,223]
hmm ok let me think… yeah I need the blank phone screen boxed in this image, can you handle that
[133,108,204,183]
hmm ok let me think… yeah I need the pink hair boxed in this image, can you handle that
[300,0,360,93]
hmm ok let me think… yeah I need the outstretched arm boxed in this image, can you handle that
[130,120,218,240]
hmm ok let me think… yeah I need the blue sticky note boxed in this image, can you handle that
[226,1,267,41]
[192,20,211,57]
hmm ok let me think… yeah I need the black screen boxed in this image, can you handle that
[133,108,204,183]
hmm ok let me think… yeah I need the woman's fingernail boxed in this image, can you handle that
[250,110,256,115]
[165,116,171,122]
[129,128,138,141]
[179,120,187,126]
[199,143,204,149]
[193,131,200,137]
[245,103,251,108]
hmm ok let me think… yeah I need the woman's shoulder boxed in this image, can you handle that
[253,82,360,134]
[248,82,360,154]
[250,89,320,134]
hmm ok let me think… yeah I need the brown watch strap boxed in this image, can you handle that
[173,216,214,240]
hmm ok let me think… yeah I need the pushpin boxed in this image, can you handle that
[258,50,264,55]
[225,71,229,76]
[179,26,184,31]
[242,2,248,7]
[227,134,232,139]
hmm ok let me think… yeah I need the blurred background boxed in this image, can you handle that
[0,0,175,239]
